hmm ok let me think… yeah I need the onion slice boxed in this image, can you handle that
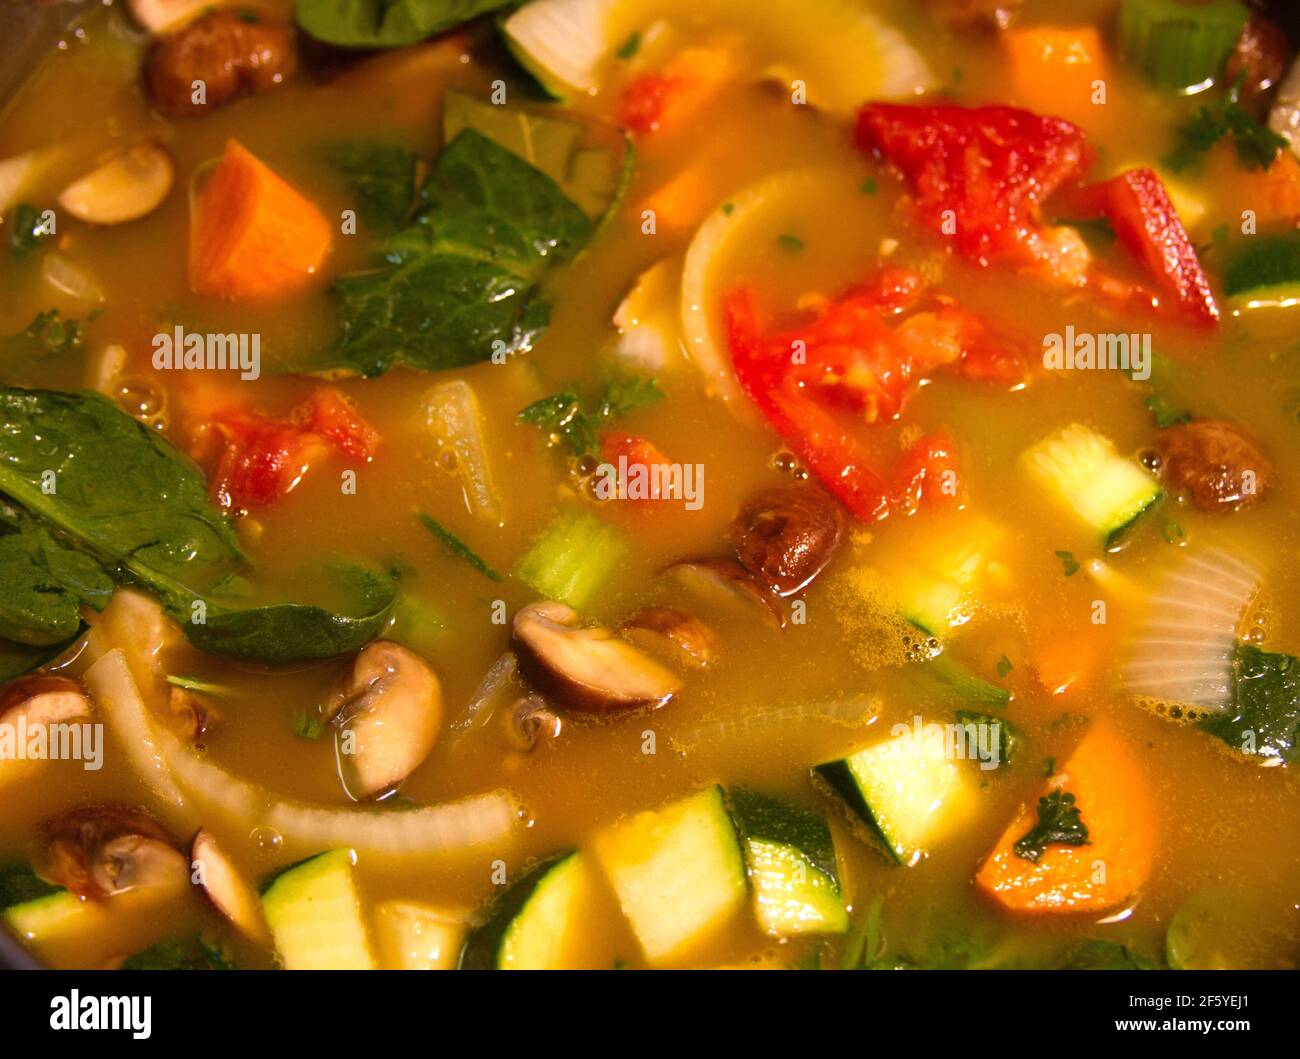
[85,649,519,858]
[1123,547,1261,711]
[680,170,836,410]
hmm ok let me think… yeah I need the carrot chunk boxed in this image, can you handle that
[189,139,332,300]
[975,719,1156,914]
[1003,27,1109,129]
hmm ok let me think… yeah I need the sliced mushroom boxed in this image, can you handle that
[664,558,786,628]
[0,674,92,729]
[622,607,720,670]
[191,827,270,945]
[145,11,299,117]
[511,601,681,714]
[731,483,843,596]
[1225,13,1293,105]
[57,142,174,226]
[1157,420,1274,513]
[42,805,188,899]
[323,641,443,800]
[501,695,562,751]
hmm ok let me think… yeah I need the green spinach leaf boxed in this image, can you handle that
[0,387,244,603]
[323,129,589,377]
[183,565,398,666]
[443,89,634,222]
[0,631,84,683]
[0,499,114,646]
[294,0,512,48]
[323,140,418,233]
[0,388,395,668]
[1201,644,1300,763]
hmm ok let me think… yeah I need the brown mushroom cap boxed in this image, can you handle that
[192,827,270,945]
[42,805,188,899]
[511,601,682,714]
[622,607,720,670]
[1157,421,1274,513]
[731,483,843,596]
[324,641,443,801]
[0,675,92,728]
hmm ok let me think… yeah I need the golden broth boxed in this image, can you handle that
[1,0,1298,970]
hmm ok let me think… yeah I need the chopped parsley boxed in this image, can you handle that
[777,233,805,255]
[616,31,642,60]
[1163,78,1290,173]
[519,377,664,458]
[293,710,325,740]
[996,655,1014,678]
[1055,550,1080,577]
[1013,790,1090,863]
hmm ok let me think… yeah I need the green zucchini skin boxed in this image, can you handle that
[1224,232,1300,301]
[727,788,840,886]
[458,851,577,970]
[812,760,903,866]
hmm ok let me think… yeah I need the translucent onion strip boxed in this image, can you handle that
[85,649,519,858]
[1123,547,1261,711]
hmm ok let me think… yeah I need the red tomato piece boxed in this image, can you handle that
[601,432,675,505]
[296,387,381,462]
[726,285,893,522]
[1072,168,1220,327]
[855,103,1094,268]
[210,388,378,510]
[891,431,962,516]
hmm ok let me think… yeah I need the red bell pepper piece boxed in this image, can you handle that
[855,103,1095,268]
[1072,168,1219,327]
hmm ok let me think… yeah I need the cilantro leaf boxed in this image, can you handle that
[520,377,664,458]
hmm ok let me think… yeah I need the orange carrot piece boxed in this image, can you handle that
[975,719,1156,914]
[1209,143,1300,225]
[641,164,716,230]
[1032,627,1101,695]
[189,139,332,300]
[1003,27,1108,128]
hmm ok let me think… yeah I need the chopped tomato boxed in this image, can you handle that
[601,432,675,505]
[896,306,1027,382]
[891,431,961,516]
[1072,168,1220,327]
[296,387,381,463]
[210,388,378,511]
[855,103,1094,268]
[616,46,734,136]
[724,273,1024,521]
